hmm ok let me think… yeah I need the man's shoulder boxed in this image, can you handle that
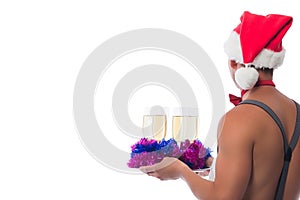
[218,104,267,139]
[224,103,267,125]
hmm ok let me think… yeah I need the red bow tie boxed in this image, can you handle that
[229,80,275,106]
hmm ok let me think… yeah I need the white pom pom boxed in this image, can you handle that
[235,67,259,90]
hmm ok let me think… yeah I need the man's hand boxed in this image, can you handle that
[140,157,189,180]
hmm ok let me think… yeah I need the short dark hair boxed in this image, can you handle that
[239,63,274,76]
[257,67,274,76]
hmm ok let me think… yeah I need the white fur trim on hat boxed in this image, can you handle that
[224,31,286,69]
[252,48,286,69]
[235,67,259,90]
[224,32,243,63]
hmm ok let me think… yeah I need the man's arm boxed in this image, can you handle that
[179,108,255,199]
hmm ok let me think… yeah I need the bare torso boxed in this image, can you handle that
[240,86,300,199]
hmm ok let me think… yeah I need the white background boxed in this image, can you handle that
[1,1,300,199]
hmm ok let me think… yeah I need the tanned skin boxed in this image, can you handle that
[145,60,300,200]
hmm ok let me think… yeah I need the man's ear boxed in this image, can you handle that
[229,60,238,70]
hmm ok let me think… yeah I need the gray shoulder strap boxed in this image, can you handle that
[238,99,300,200]
[275,101,300,200]
[239,100,288,152]
[289,100,300,150]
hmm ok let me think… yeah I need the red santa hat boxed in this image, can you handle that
[224,11,293,89]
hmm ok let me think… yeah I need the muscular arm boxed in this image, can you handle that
[179,108,255,199]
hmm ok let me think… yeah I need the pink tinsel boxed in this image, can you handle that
[128,138,211,170]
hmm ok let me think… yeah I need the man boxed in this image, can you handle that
[144,11,300,199]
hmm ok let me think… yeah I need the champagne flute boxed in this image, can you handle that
[142,106,167,141]
[172,107,199,142]
[172,108,211,173]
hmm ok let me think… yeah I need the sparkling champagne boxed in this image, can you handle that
[172,116,198,141]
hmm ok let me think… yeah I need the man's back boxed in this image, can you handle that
[233,86,300,199]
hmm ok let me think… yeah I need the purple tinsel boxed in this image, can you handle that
[127,138,211,170]
[178,139,211,169]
